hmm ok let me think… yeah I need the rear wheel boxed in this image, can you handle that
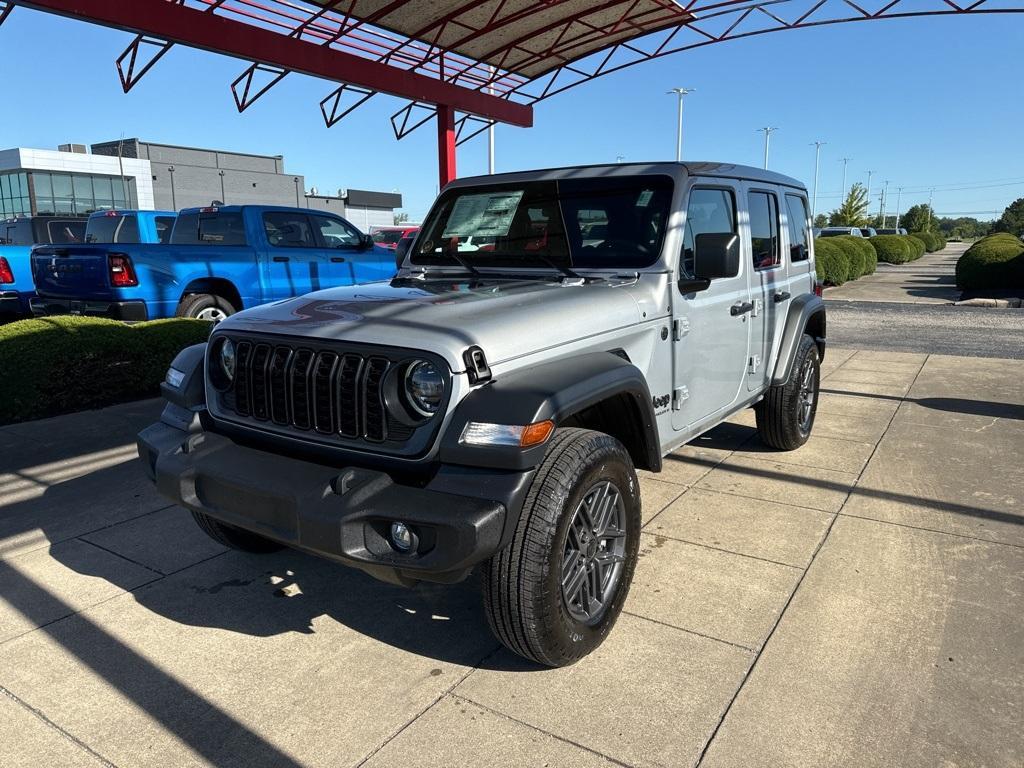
[482,428,641,667]
[191,511,283,553]
[176,293,234,322]
[756,333,820,450]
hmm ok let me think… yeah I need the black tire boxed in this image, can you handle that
[175,293,235,322]
[191,511,284,553]
[756,333,820,450]
[482,428,641,667]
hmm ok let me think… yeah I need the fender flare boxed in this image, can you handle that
[439,351,661,472]
[771,294,827,386]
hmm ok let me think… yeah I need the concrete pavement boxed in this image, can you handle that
[1,349,1022,767]
[824,243,966,304]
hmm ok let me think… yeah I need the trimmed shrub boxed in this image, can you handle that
[870,234,914,264]
[813,238,850,285]
[955,233,1024,290]
[906,235,927,259]
[0,316,210,425]
[860,238,878,275]
[830,236,866,279]
[911,231,941,252]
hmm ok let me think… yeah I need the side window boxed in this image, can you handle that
[312,215,362,249]
[263,212,317,248]
[155,216,175,244]
[785,194,810,262]
[681,188,737,278]
[747,191,780,270]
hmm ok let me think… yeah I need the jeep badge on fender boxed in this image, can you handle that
[138,162,825,667]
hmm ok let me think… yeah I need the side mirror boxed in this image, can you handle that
[694,232,740,280]
[394,237,413,270]
[360,233,375,250]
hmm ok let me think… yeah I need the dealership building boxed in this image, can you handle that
[0,139,401,230]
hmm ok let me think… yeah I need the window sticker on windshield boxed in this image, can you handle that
[443,191,525,238]
[636,190,654,207]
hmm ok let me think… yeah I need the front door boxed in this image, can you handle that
[262,210,323,300]
[672,180,751,431]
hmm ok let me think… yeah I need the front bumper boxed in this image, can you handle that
[137,413,533,585]
[31,296,148,322]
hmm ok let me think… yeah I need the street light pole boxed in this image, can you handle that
[839,157,851,199]
[894,186,903,230]
[880,180,889,225]
[293,176,301,207]
[926,188,935,230]
[168,165,176,210]
[865,170,874,219]
[758,127,778,169]
[667,87,695,161]
[811,141,826,217]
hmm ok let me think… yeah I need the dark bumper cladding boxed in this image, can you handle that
[138,418,531,585]
[0,291,23,316]
[31,297,148,322]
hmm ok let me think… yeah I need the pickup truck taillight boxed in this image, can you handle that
[108,253,138,287]
[0,257,13,284]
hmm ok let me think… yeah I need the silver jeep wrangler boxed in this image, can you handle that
[139,162,825,667]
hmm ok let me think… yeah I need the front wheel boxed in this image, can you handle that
[482,428,641,667]
[756,333,820,450]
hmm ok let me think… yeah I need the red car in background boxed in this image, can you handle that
[371,226,419,249]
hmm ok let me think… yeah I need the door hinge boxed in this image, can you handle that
[672,386,688,410]
[748,354,761,374]
[751,298,763,317]
[673,316,689,340]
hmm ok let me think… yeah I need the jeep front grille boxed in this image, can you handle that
[224,340,399,443]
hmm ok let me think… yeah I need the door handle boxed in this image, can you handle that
[330,257,346,263]
[272,256,290,263]
[773,291,791,303]
[730,301,754,317]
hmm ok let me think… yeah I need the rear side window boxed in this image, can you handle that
[785,194,810,262]
[263,212,317,248]
[86,215,140,244]
[46,219,86,244]
[747,191,780,270]
[172,212,248,246]
[155,216,175,244]
[682,188,737,279]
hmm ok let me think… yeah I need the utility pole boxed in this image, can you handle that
[894,186,903,229]
[667,87,695,162]
[880,180,889,226]
[758,127,778,169]
[865,170,874,220]
[811,141,826,217]
[926,188,935,230]
[839,157,851,200]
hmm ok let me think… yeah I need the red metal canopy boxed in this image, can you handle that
[4,0,1022,188]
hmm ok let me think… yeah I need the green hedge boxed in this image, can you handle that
[906,235,927,260]
[955,233,1024,290]
[0,316,210,425]
[911,231,945,252]
[830,236,867,279]
[813,239,850,285]
[870,234,914,264]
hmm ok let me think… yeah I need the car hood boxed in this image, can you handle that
[218,276,644,371]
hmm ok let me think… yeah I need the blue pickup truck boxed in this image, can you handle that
[31,205,396,321]
[1,215,88,318]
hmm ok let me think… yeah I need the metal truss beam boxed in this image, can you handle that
[0,2,14,26]
[116,34,174,93]
[231,62,287,112]
[15,0,533,126]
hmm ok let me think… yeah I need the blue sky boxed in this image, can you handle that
[1,6,1022,222]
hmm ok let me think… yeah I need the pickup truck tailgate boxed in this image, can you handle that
[31,245,115,300]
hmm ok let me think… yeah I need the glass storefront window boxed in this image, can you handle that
[1,171,135,218]
[0,172,32,218]
[72,175,95,214]
[93,176,114,210]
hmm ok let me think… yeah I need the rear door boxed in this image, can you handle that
[260,210,324,300]
[672,180,752,431]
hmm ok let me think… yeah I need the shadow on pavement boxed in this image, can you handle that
[822,388,1024,421]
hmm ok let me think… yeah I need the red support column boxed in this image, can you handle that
[437,104,457,190]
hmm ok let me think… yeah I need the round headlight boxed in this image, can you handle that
[220,339,236,382]
[404,360,444,417]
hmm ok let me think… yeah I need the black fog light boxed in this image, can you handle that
[390,521,418,553]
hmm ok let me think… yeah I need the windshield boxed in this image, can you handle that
[412,175,673,270]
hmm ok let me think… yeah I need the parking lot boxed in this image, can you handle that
[2,345,1020,768]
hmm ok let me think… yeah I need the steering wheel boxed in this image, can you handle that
[597,238,647,255]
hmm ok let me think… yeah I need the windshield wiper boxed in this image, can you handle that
[523,253,581,280]
[437,244,481,276]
